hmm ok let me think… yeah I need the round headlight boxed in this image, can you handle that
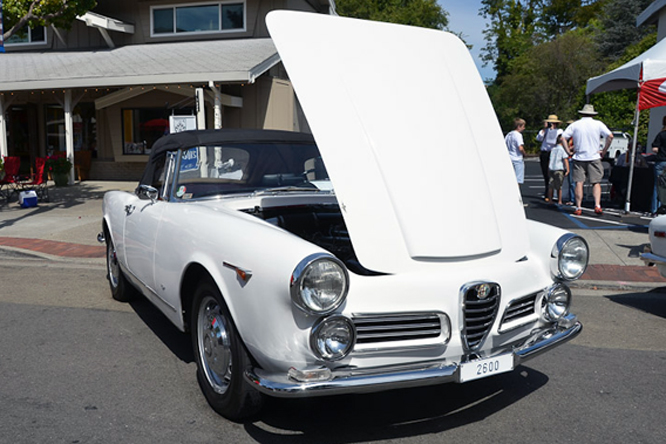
[542,283,571,322]
[310,315,356,361]
[552,234,589,281]
[291,254,349,314]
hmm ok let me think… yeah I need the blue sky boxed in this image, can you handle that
[439,0,496,81]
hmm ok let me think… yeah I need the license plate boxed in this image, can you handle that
[459,354,514,383]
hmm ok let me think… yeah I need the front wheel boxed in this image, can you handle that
[106,237,136,302]
[191,279,263,420]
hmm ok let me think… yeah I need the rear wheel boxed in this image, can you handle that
[191,278,263,420]
[106,238,136,302]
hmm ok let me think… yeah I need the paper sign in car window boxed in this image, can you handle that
[180,148,199,172]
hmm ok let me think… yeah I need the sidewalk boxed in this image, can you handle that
[1,180,665,290]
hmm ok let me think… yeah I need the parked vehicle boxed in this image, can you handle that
[100,11,587,420]
[640,216,666,276]
[602,131,631,162]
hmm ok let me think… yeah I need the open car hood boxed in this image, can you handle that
[267,11,528,273]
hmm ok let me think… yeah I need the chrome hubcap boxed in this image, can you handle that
[107,244,119,289]
[197,296,232,394]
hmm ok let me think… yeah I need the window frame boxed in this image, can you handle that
[150,1,246,38]
[4,25,47,47]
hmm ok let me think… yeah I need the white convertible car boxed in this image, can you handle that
[100,11,588,420]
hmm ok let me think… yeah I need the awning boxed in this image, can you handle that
[0,38,280,92]
[586,37,666,95]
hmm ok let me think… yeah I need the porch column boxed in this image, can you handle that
[209,81,223,129]
[196,88,206,129]
[64,89,75,184]
[0,95,7,158]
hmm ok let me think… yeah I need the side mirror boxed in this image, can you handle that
[136,184,159,203]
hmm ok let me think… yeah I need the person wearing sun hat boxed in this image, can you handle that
[536,114,566,200]
[562,104,613,216]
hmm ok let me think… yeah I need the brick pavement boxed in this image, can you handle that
[0,235,665,284]
[0,236,105,258]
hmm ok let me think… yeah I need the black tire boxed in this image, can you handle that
[106,237,136,302]
[191,278,263,420]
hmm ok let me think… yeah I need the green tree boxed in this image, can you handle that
[336,0,449,30]
[541,0,603,36]
[595,0,654,61]
[490,29,604,133]
[2,0,97,41]
[480,0,541,80]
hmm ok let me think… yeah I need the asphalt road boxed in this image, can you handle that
[1,253,665,444]
[522,158,653,231]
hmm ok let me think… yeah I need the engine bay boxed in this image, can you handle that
[245,204,381,275]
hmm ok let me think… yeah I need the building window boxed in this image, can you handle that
[122,108,194,155]
[151,2,245,36]
[45,103,96,155]
[5,25,46,45]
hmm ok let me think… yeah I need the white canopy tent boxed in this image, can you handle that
[587,38,666,95]
[586,37,666,212]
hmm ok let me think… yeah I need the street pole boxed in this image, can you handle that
[625,94,641,213]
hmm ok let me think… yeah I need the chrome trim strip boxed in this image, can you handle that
[245,317,582,398]
[351,343,446,355]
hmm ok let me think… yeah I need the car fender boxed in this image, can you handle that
[153,202,328,372]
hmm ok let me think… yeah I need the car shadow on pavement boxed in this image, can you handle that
[245,367,549,442]
[616,243,651,258]
[129,296,194,363]
[606,291,666,319]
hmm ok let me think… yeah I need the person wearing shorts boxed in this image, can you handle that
[548,142,569,205]
[562,104,613,215]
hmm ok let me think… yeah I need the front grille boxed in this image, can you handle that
[353,313,442,344]
[501,293,538,327]
[462,283,500,351]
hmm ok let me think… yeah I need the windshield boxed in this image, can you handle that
[173,141,330,200]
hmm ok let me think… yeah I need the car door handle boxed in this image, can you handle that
[125,204,135,215]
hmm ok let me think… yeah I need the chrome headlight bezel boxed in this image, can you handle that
[541,283,572,322]
[551,234,589,281]
[310,315,356,361]
[290,253,349,315]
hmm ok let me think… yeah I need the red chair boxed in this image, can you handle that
[20,157,48,201]
[0,156,21,202]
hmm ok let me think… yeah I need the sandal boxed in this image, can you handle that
[574,208,582,216]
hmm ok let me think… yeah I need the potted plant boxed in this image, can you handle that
[0,157,5,181]
[46,154,73,186]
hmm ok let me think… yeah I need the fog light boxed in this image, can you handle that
[310,315,356,361]
[541,283,571,322]
[287,367,332,382]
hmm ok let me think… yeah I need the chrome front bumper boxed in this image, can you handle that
[245,315,582,398]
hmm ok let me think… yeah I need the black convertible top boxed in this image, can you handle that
[140,129,316,186]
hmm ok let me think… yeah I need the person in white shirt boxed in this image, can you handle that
[505,118,526,185]
[548,142,570,205]
[562,104,613,215]
[537,114,564,198]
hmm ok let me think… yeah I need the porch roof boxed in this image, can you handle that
[0,38,280,92]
